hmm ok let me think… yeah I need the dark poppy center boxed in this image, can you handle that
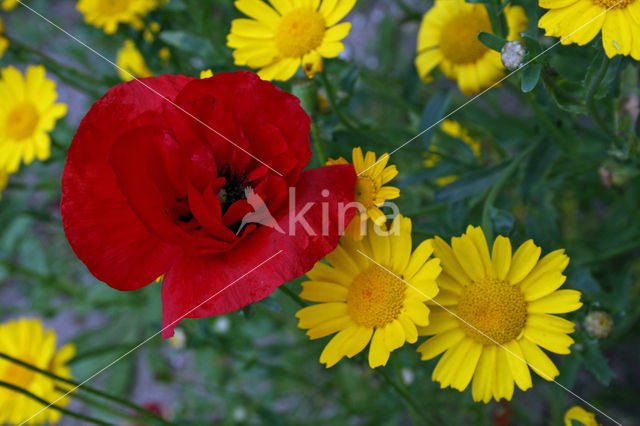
[217,165,248,215]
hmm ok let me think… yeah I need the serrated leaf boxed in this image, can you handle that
[582,340,613,386]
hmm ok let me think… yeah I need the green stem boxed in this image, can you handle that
[56,387,146,424]
[481,141,540,242]
[522,92,572,152]
[375,368,435,425]
[0,380,114,426]
[310,120,326,165]
[319,71,357,130]
[585,56,624,149]
[277,284,308,308]
[0,353,176,426]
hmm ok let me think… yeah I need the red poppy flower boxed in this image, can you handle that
[61,71,356,337]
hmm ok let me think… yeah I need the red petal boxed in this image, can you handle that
[61,75,194,290]
[161,164,356,337]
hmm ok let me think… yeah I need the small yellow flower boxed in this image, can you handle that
[1,0,18,11]
[327,147,400,240]
[296,215,441,368]
[158,47,171,62]
[539,0,640,60]
[418,226,582,403]
[77,0,156,34]
[116,40,153,81]
[227,0,356,81]
[200,69,214,79]
[564,406,601,426]
[425,120,482,186]
[0,318,75,425]
[0,16,8,59]
[0,65,67,173]
[415,0,528,95]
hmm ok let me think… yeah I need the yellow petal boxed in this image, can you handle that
[472,345,496,403]
[522,271,567,302]
[306,315,353,339]
[324,21,351,42]
[417,327,466,359]
[491,235,512,280]
[300,281,348,302]
[316,40,344,58]
[397,314,418,344]
[404,299,430,326]
[389,215,412,275]
[432,236,471,286]
[523,326,575,354]
[384,319,406,352]
[343,326,373,358]
[507,240,541,285]
[503,341,532,391]
[519,338,559,381]
[527,289,583,314]
[323,0,356,27]
[319,326,357,367]
[493,348,515,401]
[368,328,390,368]
[451,234,486,282]
[295,302,347,328]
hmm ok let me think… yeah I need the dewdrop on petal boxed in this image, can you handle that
[501,40,526,71]
[585,311,613,339]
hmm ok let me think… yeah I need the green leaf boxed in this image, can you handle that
[418,89,452,149]
[435,162,508,203]
[522,33,542,58]
[489,207,514,236]
[478,31,507,52]
[521,63,542,93]
[581,340,613,386]
[159,31,215,57]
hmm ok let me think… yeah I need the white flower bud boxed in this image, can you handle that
[585,311,613,339]
[501,40,526,71]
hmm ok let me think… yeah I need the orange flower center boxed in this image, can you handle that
[275,8,325,57]
[100,0,129,14]
[439,9,492,64]
[593,0,634,8]
[347,265,405,328]
[6,102,39,140]
[456,278,527,344]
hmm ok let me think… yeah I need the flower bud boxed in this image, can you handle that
[501,40,526,71]
[585,311,613,339]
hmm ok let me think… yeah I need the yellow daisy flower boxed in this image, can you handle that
[0,16,8,59]
[0,318,75,425]
[417,226,582,403]
[564,406,601,426]
[0,65,67,173]
[425,120,482,186]
[116,40,153,82]
[539,0,640,59]
[226,0,356,80]
[296,215,442,368]
[326,147,400,240]
[415,0,528,95]
[1,0,18,11]
[77,0,156,34]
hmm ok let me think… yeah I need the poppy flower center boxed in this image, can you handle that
[6,103,39,140]
[100,0,128,14]
[347,265,405,328]
[355,176,377,208]
[456,278,527,345]
[593,0,633,8]
[439,11,492,64]
[275,8,326,57]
